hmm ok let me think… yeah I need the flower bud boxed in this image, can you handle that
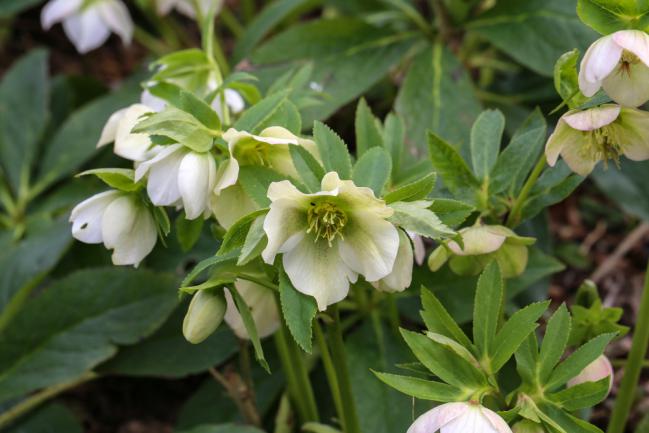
[183,289,227,344]
[567,354,614,394]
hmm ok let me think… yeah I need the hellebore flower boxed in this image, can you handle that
[567,354,614,394]
[261,172,399,310]
[579,30,649,107]
[224,280,281,339]
[408,402,513,433]
[372,229,414,293]
[155,0,222,19]
[41,0,133,53]
[183,289,227,344]
[97,103,155,161]
[70,191,157,266]
[211,126,318,228]
[135,144,217,220]
[545,104,649,176]
[428,225,535,278]
[140,88,244,120]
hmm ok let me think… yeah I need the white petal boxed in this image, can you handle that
[225,89,245,113]
[69,190,120,243]
[283,235,357,311]
[578,34,622,97]
[113,104,153,161]
[224,280,280,339]
[41,0,82,29]
[62,8,111,53]
[211,185,258,229]
[479,407,514,433]
[409,231,426,266]
[374,229,413,293]
[213,158,239,194]
[102,195,157,267]
[96,108,127,148]
[407,402,469,433]
[612,30,649,68]
[96,0,133,45]
[136,144,185,205]
[140,90,166,112]
[562,105,620,131]
[338,211,399,282]
[329,171,393,219]
[602,61,649,107]
[441,405,500,433]
[178,152,217,219]
[261,182,308,264]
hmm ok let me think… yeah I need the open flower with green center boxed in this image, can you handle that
[261,172,399,310]
[579,30,649,107]
[211,126,319,228]
[428,225,535,278]
[545,104,649,176]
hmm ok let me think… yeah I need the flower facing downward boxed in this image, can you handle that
[579,30,649,107]
[545,104,649,176]
[372,229,414,293]
[408,402,512,433]
[261,172,399,310]
[135,145,216,220]
[97,102,156,161]
[155,0,222,19]
[41,0,133,54]
[70,191,157,267]
[567,354,614,395]
[224,280,280,339]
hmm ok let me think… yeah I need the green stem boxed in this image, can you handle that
[273,330,309,422]
[0,372,96,429]
[506,155,546,228]
[285,325,319,422]
[607,262,649,433]
[329,305,361,433]
[220,7,245,38]
[133,26,169,56]
[314,320,345,430]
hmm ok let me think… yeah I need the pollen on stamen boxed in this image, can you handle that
[306,201,347,246]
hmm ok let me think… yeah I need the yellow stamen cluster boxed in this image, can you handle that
[306,201,347,246]
[583,127,622,167]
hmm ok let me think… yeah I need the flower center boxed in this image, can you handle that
[236,140,271,166]
[306,201,347,246]
[583,127,622,166]
[619,51,640,76]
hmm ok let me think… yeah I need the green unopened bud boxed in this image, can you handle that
[512,420,546,433]
[427,245,449,271]
[183,289,227,344]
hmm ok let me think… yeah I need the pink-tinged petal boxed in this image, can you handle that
[41,0,83,29]
[62,8,111,53]
[96,0,133,45]
[407,402,469,433]
[480,406,514,433]
[562,105,620,131]
[567,354,614,394]
[578,34,622,97]
[612,30,649,68]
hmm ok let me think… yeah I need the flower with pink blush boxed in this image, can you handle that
[408,402,512,433]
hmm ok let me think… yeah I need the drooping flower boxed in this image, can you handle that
[579,30,649,107]
[41,0,133,54]
[97,103,155,161]
[155,0,222,19]
[567,354,614,394]
[373,229,414,293]
[261,172,399,310]
[224,280,280,339]
[183,289,227,344]
[545,104,649,176]
[135,144,216,220]
[408,402,512,433]
[140,88,244,120]
[70,190,157,266]
[428,225,535,278]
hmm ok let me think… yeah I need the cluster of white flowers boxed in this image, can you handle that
[546,30,649,175]
[40,0,221,53]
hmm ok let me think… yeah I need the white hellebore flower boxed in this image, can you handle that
[408,402,513,433]
[155,0,222,19]
[41,0,133,54]
[97,102,155,161]
[224,280,280,339]
[545,104,649,175]
[579,30,649,107]
[372,229,414,293]
[262,172,399,311]
[135,145,216,220]
[567,354,614,394]
[70,191,157,267]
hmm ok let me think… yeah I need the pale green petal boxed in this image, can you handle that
[602,61,649,107]
[211,185,258,229]
[224,280,280,339]
[545,119,577,166]
[374,229,413,293]
[615,107,649,161]
[447,226,506,256]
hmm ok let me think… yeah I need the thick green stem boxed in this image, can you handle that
[329,305,361,433]
[607,263,649,433]
[273,330,309,422]
[285,325,319,422]
[314,320,345,429]
[506,155,546,228]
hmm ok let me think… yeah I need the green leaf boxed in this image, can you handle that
[538,304,572,383]
[147,81,220,130]
[279,267,317,353]
[176,214,205,252]
[218,209,269,255]
[234,91,289,133]
[0,0,44,17]
[257,98,302,134]
[181,249,241,288]
[289,144,325,192]
[383,113,405,180]
[313,121,353,179]
[515,333,540,386]
[388,201,455,239]
[420,287,473,349]
[467,0,598,76]
[0,50,49,193]
[473,262,503,358]
[592,160,649,222]
[0,268,178,403]
[470,109,505,181]
[373,371,469,402]
[238,215,267,266]
[396,43,481,154]
[133,107,214,153]
[226,286,270,372]
[546,333,616,390]
[490,301,549,373]
[355,98,383,156]
[78,168,139,192]
[554,49,589,109]
[352,147,392,195]
[549,378,610,410]
[177,424,265,433]
[429,199,475,228]
[428,132,480,201]
[538,402,605,433]
[238,166,287,207]
[6,403,82,433]
[400,329,487,389]
[577,0,649,34]
[521,164,584,223]
[385,173,436,203]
